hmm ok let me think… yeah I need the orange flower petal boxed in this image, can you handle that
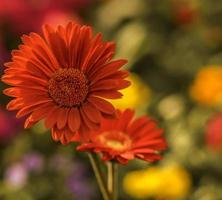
[82,101,102,123]
[68,108,80,132]
[88,96,115,115]
[45,106,60,129]
[56,108,70,130]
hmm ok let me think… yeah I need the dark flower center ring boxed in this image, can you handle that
[48,68,89,107]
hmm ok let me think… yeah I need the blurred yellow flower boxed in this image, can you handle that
[161,165,191,199]
[190,66,222,106]
[123,164,191,199]
[109,73,151,110]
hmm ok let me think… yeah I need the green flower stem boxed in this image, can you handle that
[107,162,118,200]
[87,153,110,200]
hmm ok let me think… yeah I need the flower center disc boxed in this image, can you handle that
[48,68,88,107]
[98,131,131,151]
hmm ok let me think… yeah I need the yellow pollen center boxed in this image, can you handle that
[48,68,88,107]
[98,131,131,151]
[106,140,127,150]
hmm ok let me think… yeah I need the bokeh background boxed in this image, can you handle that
[1,0,222,199]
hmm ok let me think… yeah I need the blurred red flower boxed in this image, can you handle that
[206,113,222,151]
[2,22,130,144]
[77,109,167,164]
[42,10,81,29]
[171,0,199,25]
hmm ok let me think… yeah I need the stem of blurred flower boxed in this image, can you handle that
[87,153,110,200]
[107,162,118,200]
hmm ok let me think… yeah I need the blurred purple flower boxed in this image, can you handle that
[23,152,44,173]
[49,154,73,172]
[0,107,23,144]
[66,162,95,200]
[4,162,28,189]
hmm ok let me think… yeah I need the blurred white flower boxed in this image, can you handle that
[4,162,28,189]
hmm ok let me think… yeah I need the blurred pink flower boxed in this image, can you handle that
[0,107,22,144]
[0,0,41,33]
[205,113,222,151]
[0,0,90,33]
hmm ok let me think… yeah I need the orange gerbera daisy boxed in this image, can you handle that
[77,109,167,164]
[2,22,130,144]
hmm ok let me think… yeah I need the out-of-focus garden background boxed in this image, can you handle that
[1,0,222,199]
